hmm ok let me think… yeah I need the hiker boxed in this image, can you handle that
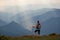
[33,20,41,35]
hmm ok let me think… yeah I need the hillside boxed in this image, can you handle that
[0,21,32,36]
[0,20,7,26]
[0,34,60,40]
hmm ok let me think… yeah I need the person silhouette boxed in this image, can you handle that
[33,20,41,36]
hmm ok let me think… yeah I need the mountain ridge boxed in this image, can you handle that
[0,21,32,36]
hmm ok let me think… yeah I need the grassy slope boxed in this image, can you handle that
[0,35,60,40]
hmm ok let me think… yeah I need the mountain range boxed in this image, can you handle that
[0,8,60,36]
[32,9,60,35]
[0,21,32,36]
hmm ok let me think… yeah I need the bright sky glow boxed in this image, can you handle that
[0,0,60,12]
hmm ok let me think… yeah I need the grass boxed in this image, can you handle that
[0,35,60,40]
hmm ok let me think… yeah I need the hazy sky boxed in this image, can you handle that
[0,0,60,12]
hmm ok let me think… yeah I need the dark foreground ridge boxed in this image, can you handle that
[0,34,60,40]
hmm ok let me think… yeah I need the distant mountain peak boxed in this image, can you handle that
[8,21,20,26]
[10,21,17,23]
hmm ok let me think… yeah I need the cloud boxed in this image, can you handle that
[0,0,60,10]
[0,0,60,12]
[0,0,16,6]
